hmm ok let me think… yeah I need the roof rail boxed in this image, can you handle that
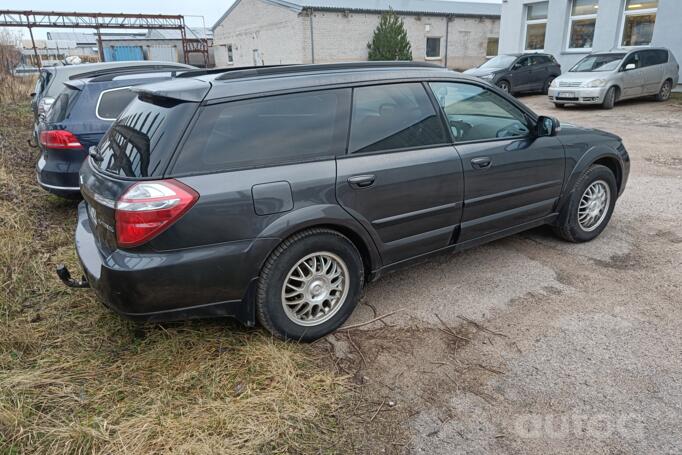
[68,64,191,81]
[88,68,183,82]
[175,64,293,79]
[214,61,442,81]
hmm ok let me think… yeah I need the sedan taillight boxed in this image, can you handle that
[39,130,82,149]
[115,180,199,248]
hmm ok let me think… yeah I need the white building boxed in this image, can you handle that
[212,0,501,71]
[498,0,681,79]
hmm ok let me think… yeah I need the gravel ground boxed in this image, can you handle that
[336,95,682,454]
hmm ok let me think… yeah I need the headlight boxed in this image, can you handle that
[582,79,607,88]
[480,73,495,80]
[550,78,558,88]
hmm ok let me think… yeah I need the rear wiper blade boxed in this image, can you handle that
[89,145,103,162]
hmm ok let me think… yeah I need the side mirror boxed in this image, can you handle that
[512,63,521,70]
[537,115,560,137]
[624,63,636,71]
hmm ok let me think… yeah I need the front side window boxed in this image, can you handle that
[97,87,137,120]
[429,82,530,143]
[621,0,657,47]
[568,0,598,50]
[525,2,548,51]
[349,83,449,154]
[173,89,350,173]
[426,37,442,59]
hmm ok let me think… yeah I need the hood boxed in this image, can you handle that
[558,122,622,141]
[556,72,615,83]
[463,67,504,77]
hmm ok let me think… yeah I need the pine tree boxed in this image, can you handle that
[367,10,412,61]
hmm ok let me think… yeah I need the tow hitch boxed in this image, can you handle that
[56,264,90,288]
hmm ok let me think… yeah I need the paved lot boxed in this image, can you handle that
[336,95,682,454]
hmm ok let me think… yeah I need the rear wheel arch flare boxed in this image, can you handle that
[261,223,376,282]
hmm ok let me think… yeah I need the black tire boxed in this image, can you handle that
[602,86,616,109]
[553,165,617,243]
[656,79,672,101]
[497,80,511,94]
[554,103,565,108]
[543,77,555,95]
[256,228,364,341]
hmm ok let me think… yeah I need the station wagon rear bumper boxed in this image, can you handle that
[73,202,277,326]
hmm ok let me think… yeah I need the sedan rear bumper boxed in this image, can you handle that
[548,86,608,104]
[74,202,277,326]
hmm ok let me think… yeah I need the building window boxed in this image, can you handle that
[524,2,548,51]
[486,37,499,57]
[227,44,234,64]
[567,0,598,50]
[621,0,657,47]
[426,37,441,59]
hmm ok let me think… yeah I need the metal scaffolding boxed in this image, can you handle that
[0,9,209,67]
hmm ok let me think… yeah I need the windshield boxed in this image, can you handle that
[479,55,517,70]
[570,54,625,72]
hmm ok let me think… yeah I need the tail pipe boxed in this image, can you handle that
[56,264,90,288]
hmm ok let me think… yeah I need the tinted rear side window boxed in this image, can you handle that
[349,83,449,154]
[173,89,351,173]
[97,87,137,120]
[95,96,196,178]
[642,50,668,66]
[45,86,80,123]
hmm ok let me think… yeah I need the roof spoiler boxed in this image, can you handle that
[132,78,211,103]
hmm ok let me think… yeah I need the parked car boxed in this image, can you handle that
[548,48,679,109]
[30,61,194,130]
[36,69,188,197]
[60,62,629,341]
[13,63,39,76]
[464,53,561,95]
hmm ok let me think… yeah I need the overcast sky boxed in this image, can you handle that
[2,0,501,39]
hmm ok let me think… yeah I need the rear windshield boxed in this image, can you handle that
[94,95,196,178]
[45,86,81,123]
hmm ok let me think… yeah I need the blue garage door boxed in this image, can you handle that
[103,46,145,62]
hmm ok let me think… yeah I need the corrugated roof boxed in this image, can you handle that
[148,28,213,40]
[214,0,500,29]
[274,0,499,15]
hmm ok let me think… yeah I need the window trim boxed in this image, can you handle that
[95,86,133,121]
[619,0,658,49]
[523,2,549,52]
[425,36,443,60]
[566,0,598,52]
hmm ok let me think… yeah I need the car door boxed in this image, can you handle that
[508,56,532,92]
[336,82,464,265]
[429,81,564,243]
[640,50,665,94]
[529,55,549,90]
[620,51,645,98]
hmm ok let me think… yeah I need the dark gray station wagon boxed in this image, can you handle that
[62,62,630,341]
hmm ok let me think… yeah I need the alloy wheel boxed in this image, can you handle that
[281,252,350,326]
[578,180,611,232]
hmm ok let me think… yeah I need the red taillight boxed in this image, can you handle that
[39,130,83,149]
[115,180,199,248]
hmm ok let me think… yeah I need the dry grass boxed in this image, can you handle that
[0,74,36,104]
[670,92,682,106]
[0,85,352,454]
